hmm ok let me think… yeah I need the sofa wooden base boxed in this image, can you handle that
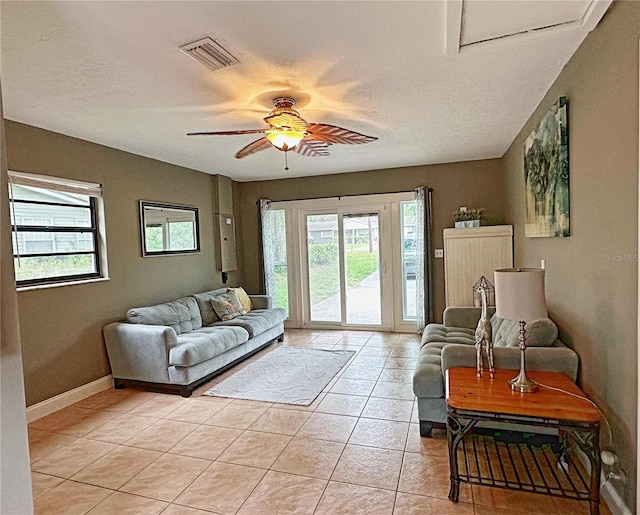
[113,333,284,397]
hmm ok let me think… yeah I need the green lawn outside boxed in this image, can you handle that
[345,249,379,286]
[275,269,289,311]
[273,247,379,309]
[14,254,95,282]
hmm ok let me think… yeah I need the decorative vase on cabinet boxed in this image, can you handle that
[454,220,481,228]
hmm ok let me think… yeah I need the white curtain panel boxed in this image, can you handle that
[415,186,426,332]
[259,199,276,298]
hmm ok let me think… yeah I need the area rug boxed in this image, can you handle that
[202,347,355,405]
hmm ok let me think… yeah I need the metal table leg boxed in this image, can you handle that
[571,428,601,515]
[447,413,477,502]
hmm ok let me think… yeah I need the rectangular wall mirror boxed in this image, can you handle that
[140,201,200,257]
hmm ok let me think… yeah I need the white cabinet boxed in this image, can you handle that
[443,225,513,307]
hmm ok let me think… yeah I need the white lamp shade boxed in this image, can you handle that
[494,268,547,321]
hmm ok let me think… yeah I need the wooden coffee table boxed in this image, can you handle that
[446,367,601,514]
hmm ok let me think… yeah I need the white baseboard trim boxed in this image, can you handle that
[26,375,113,423]
[601,480,633,515]
[574,446,632,515]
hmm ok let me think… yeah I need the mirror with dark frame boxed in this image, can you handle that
[139,201,200,257]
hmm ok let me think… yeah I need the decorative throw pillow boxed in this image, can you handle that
[210,291,245,321]
[228,286,253,313]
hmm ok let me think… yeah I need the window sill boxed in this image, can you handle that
[17,276,110,292]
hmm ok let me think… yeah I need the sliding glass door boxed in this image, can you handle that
[268,192,418,332]
[304,210,382,327]
[343,213,381,325]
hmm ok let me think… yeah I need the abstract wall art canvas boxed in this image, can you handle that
[523,97,570,238]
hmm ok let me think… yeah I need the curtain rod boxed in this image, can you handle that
[255,187,433,205]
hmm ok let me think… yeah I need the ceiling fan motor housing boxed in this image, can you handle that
[273,97,296,109]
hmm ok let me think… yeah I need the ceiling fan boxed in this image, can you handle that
[187,97,378,169]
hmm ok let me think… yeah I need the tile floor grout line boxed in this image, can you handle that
[320,476,400,493]
[110,478,186,505]
[232,463,280,514]
[159,456,219,509]
[110,445,174,496]
[95,485,173,513]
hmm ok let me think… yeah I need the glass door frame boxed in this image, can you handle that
[270,192,417,332]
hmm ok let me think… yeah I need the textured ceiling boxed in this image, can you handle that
[0,1,611,181]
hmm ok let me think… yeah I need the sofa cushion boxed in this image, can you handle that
[127,297,202,335]
[491,315,558,347]
[191,288,228,326]
[413,345,445,398]
[170,326,250,367]
[228,287,253,312]
[211,308,287,338]
[210,291,245,321]
[421,324,475,348]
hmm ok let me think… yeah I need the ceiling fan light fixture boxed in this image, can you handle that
[187,95,378,163]
[266,129,305,151]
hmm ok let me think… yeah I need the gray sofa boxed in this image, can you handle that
[103,288,287,397]
[413,307,579,437]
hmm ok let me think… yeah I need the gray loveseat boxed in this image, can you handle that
[103,288,287,397]
[413,307,579,437]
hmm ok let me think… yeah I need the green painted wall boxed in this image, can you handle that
[6,121,226,405]
[502,1,639,507]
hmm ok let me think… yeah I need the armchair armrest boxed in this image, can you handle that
[103,322,178,383]
[441,343,579,382]
[249,295,273,310]
[443,307,493,329]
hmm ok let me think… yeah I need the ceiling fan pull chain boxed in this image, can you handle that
[284,150,289,171]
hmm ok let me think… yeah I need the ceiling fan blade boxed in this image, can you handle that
[235,137,272,159]
[263,112,309,131]
[187,129,267,136]
[306,123,378,145]
[294,139,331,157]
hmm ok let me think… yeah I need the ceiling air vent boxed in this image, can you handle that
[179,37,239,72]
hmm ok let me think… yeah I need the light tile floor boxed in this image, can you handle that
[29,329,611,515]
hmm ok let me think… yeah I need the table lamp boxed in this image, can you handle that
[494,268,547,393]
